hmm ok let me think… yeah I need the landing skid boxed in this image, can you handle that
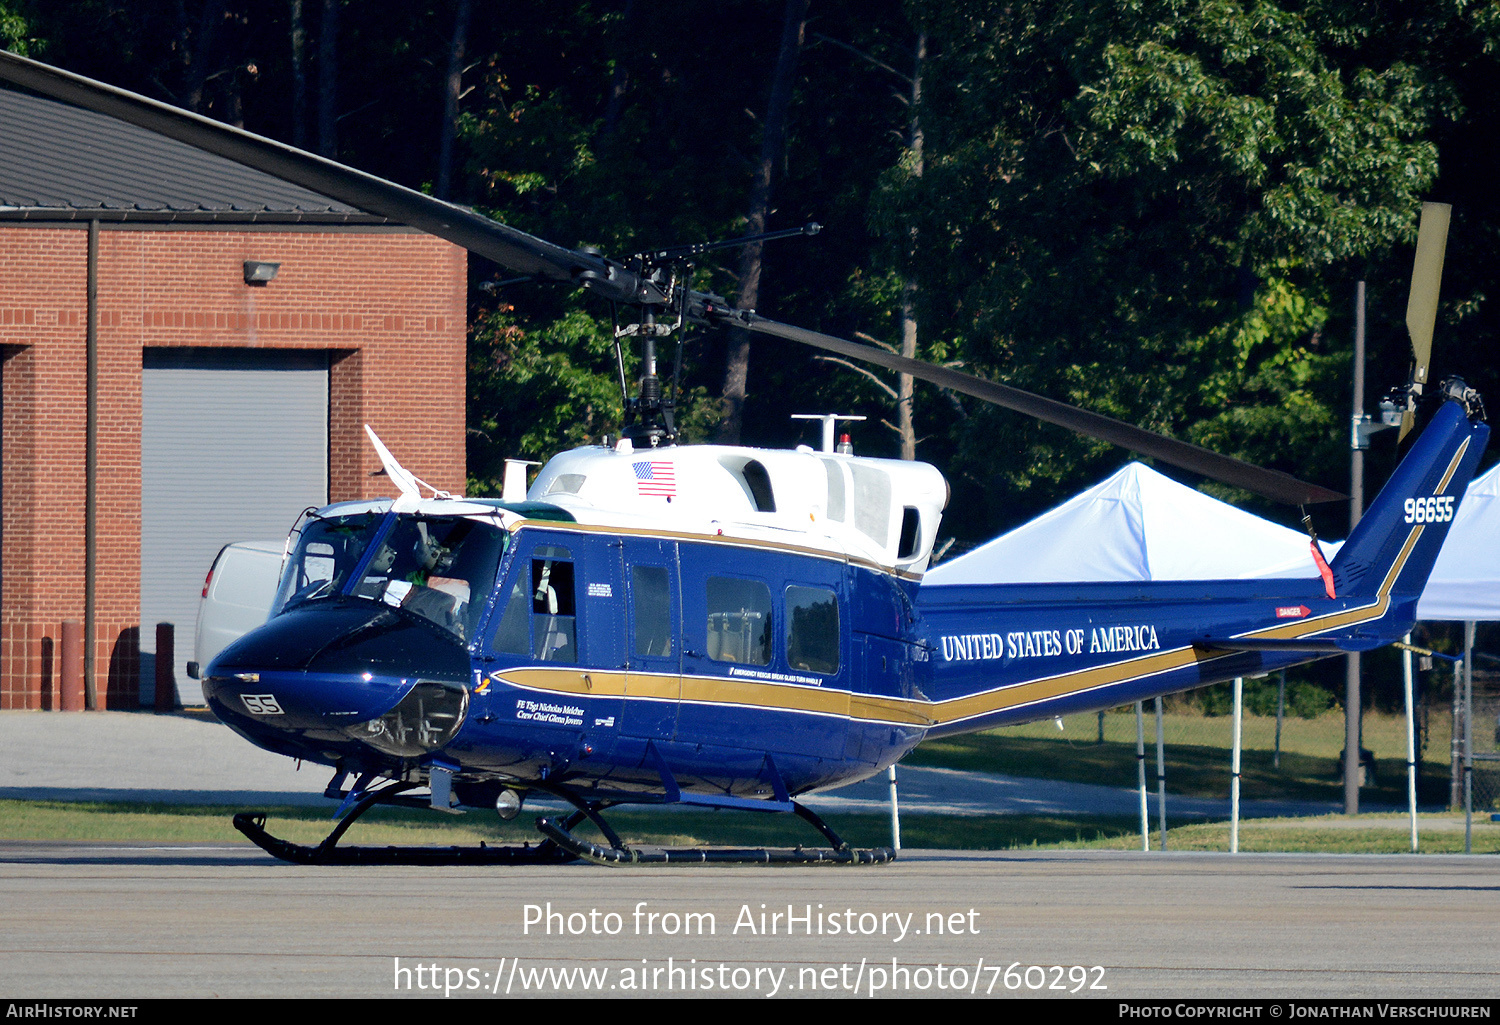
[232,779,581,865]
[233,779,894,867]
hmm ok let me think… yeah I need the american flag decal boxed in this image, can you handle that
[633,460,676,497]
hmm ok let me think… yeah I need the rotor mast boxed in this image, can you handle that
[611,223,821,448]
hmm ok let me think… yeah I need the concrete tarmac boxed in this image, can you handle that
[2,711,1496,1001]
[0,842,1496,999]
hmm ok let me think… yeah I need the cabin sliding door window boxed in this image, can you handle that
[785,585,839,675]
[705,576,772,666]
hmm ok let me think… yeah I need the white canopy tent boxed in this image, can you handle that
[923,460,1341,851]
[924,461,1335,586]
[924,457,1497,849]
[924,458,1495,609]
[1416,461,1500,620]
[1414,459,1498,853]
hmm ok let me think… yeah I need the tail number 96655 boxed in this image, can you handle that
[1405,495,1455,524]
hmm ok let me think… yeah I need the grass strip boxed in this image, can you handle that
[908,731,1467,807]
[0,799,1135,851]
[2,799,1495,853]
[1059,814,1500,854]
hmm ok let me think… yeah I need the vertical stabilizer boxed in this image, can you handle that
[1330,393,1488,603]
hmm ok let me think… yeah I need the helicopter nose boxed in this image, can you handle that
[201,600,471,734]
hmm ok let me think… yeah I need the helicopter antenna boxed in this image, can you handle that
[363,425,454,510]
[791,413,867,453]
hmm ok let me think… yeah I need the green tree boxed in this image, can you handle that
[0,1,31,54]
[459,1,918,485]
[903,0,1451,534]
[17,0,1493,527]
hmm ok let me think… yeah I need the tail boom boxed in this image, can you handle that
[911,394,1488,738]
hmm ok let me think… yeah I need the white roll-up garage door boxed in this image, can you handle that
[141,347,329,705]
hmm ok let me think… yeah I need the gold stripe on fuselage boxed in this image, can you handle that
[494,667,856,719]
[489,642,1232,731]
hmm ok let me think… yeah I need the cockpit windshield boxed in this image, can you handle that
[272,511,386,615]
[346,515,507,643]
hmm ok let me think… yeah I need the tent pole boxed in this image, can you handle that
[1344,280,1366,815]
[1403,632,1418,852]
[1275,670,1285,769]
[1231,677,1243,853]
[1450,655,1462,809]
[1135,701,1148,851]
[1155,696,1166,850]
[1464,621,1474,853]
[887,764,901,853]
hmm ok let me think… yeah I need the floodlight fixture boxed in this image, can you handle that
[243,260,280,285]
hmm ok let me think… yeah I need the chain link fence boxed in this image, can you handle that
[1459,667,1500,814]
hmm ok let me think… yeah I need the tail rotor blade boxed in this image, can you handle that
[1401,202,1451,440]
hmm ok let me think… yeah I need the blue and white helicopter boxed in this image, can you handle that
[3,52,1487,866]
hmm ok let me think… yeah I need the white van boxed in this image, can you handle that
[188,540,286,681]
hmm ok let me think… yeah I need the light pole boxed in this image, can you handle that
[1346,283,1403,813]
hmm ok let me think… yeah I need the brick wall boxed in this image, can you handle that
[0,225,467,709]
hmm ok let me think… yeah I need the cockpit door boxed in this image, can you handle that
[483,533,625,748]
[619,538,681,739]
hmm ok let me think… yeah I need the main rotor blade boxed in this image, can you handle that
[1400,201,1451,441]
[0,50,597,282]
[736,313,1346,505]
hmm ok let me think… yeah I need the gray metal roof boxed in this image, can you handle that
[0,86,386,223]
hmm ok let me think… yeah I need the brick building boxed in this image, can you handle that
[0,86,467,710]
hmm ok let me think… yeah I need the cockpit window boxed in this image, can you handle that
[347,516,507,643]
[272,512,385,616]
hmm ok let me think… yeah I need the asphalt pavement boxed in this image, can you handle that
[5,711,1491,1002]
[4,842,1499,999]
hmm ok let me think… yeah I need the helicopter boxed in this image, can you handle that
[0,51,1488,866]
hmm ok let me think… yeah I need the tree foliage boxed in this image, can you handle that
[8,0,1499,537]
[901,0,1461,528]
